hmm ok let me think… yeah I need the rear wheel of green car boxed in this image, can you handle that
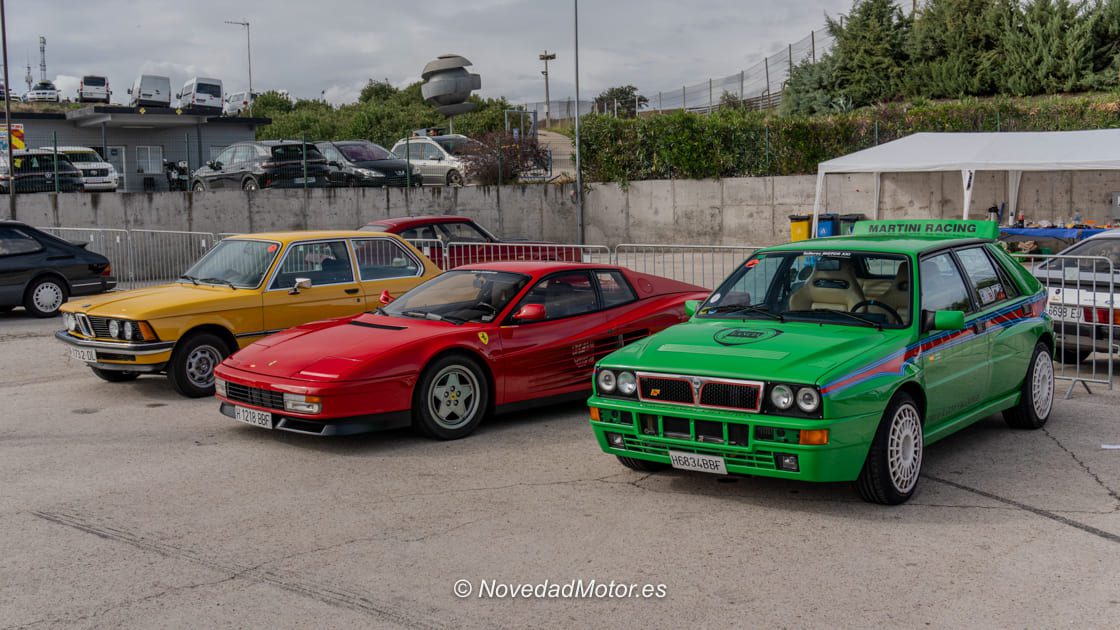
[1003,342,1054,430]
[856,392,923,505]
[616,456,670,472]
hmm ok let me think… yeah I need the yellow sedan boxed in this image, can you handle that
[56,230,441,397]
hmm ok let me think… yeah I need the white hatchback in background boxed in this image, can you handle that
[77,75,110,103]
[178,77,223,114]
[223,91,255,116]
[26,81,60,103]
[40,146,119,191]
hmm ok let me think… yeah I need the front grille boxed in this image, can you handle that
[699,382,762,412]
[225,382,285,410]
[81,168,108,177]
[89,316,112,338]
[639,376,693,404]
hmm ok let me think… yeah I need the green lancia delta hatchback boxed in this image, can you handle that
[588,220,1054,504]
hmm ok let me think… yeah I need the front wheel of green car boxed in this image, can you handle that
[616,456,670,472]
[856,392,923,505]
[1003,342,1054,430]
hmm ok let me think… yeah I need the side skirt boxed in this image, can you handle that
[924,392,1020,445]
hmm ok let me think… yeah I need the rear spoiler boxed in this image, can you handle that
[67,240,89,249]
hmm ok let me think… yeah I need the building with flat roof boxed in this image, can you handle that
[4,106,270,192]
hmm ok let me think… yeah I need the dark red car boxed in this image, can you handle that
[214,262,708,438]
[359,215,583,269]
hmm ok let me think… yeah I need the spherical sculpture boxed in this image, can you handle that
[421,54,482,116]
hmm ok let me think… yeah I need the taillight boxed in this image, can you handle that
[260,161,278,168]
[101,264,112,277]
[1083,307,1120,325]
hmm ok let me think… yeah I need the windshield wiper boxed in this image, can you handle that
[179,274,199,285]
[201,277,237,290]
[703,303,783,321]
[784,309,881,330]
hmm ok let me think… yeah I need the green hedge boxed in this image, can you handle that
[577,94,1120,183]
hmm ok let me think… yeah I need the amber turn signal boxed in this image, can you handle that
[799,429,829,445]
[589,407,601,422]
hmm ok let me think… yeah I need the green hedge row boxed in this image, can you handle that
[576,94,1120,183]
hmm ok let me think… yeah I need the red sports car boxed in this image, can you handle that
[214,262,708,438]
[359,215,581,269]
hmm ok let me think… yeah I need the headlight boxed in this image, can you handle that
[64,313,76,332]
[597,369,616,393]
[283,393,322,414]
[796,387,821,413]
[214,377,227,397]
[617,371,637,396]
[770,384,794,410]
[123,321,134,340]
[412,166,421,175]
[357,168,384,177]
[108,319,120,338]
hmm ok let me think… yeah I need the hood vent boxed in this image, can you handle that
[349,321,406,331]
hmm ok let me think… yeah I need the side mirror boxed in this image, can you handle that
[208,160,221,170]
[379,289,394,305]
[923,309,965,332]
[289,277,312,295]
[328,160,340,168]
[512,303,547,322]
[684,299,700,317]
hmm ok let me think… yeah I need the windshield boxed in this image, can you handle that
[338,142,393,162]
[82,76,106,86]
[181,239,280,289]
[382,270,529,324]
[197,83,221,97]
[700,250,912,328]
[62,151,101,164]
[1040,238,1120,275]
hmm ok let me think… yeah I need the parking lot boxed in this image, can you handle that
[2,312,1119,629]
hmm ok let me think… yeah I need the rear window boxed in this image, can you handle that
[270,145,324,161]
[197,83,221,98]
[82,76,106,87]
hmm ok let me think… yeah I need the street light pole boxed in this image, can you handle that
[1,0,14,219]
[225,20,252,112]
[573,0,584,244]
[539,50,555,128]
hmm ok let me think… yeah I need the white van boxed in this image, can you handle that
[223,90,255,116]
[177,77,223,113]
[127,74,171,108]
[77,75,110,103]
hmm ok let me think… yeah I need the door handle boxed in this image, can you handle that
[972,320,986,333]
[345,288,360,295]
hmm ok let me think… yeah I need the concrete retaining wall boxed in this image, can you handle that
[7,170,1120,247]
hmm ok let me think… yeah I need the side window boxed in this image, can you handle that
[438,221,490,243]
[517,272,598,320]
[351,238,421,280]
[400,225,440,241]
[270,240,354,289]
[956,247,1008,308]
[0,227,42,256]
[319,145,341,162]
[920,253,973,314]
[215,146,237,165]
[233,145,254,165]
[595,271,637,308]
[422,143,444,160]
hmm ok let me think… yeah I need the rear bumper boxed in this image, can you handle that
[587,395,879,483]
[69,277,117,296]
[1052,321,1119,354]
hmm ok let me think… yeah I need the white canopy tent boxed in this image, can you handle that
[811,129,1120,232]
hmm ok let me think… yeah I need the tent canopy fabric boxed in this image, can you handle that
[811,129,1120,227]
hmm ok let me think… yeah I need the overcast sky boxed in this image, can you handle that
[2,0,852,105]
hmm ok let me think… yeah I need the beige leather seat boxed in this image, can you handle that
[866,263,911,323]
[789,261,866,312]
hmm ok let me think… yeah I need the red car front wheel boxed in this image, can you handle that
[413,354,489,440]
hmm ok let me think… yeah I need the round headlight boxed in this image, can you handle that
[796,387,821,413]
[770,384,794,410]
[123,321,134,340]
[597,369,617,393]
[108,319,120,339]
[64,313,76,332]
[617,371,637,396]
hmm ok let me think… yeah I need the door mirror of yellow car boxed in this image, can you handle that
[289,277,312,295]
[684,299,700,317]
[923,309,965,332]
[512,303,547,323]
[379,289,394,305]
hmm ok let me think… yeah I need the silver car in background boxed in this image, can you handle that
[39,146,119,192]
[390,134,473,186]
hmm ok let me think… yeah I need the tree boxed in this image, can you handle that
[594,85,648,117]
[359,79,398,103]
[996,0,1099,95]
[827,0,912,107]
[903,0,1008,98]
[781,56,845,116]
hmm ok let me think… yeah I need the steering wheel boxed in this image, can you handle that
[474,302,497,314]
[852,299,903,325]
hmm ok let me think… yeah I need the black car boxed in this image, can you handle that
[315,140,422,187]
[190,141,331,191]
[1,150,84,194]
[0,222,116,317]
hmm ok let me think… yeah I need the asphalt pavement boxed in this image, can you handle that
[2,311,1119,629]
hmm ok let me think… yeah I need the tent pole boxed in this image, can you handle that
[961,169,974,220]
[873,172,881,220]
[1008,170,1022,226]
[811,169,825,236]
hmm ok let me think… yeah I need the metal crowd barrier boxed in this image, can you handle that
[1018,253,1116,395]
[613,243,761,290]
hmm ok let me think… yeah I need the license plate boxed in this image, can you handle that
[292,177,309,184]
[1047,303,1080,322]
[69,347,96,363]
[233,405,273,429]
[668,450,727,475]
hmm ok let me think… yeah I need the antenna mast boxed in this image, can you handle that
[38,36,45,82]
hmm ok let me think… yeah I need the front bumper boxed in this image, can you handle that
[81,178,118,191]
[588,395,879,483]
[55,330,174,368]
[219,401,410,436]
